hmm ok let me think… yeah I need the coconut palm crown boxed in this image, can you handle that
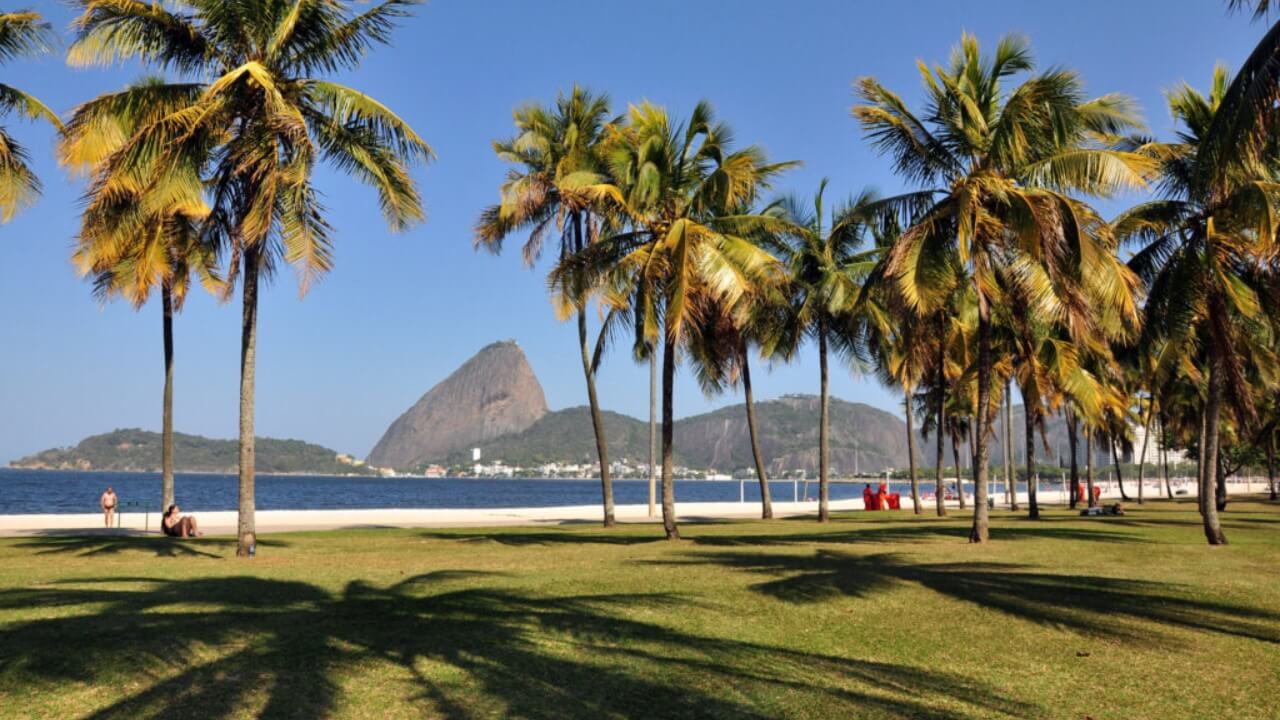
[0,10,61,221]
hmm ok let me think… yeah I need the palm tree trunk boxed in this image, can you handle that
[968,432,978,497]
[578,309,615,528]
[1025,400,1039,519]
[1198,402,1209,516]
[1201,353,1227,544]
[572,211,614,528]
[934,388,947,517]
[1110,438,1127,504]
[1067,407,1080,509]
[1085,430,1096,508]
[818,317,830,523]
[1215,452,1228,512]
[1113,434,1131,501]
[905,390,920,514]
[236,247,259,557]
[741,341,772,519]
[1005,384,1017,511]
[1162,421,1173,500]
[933,326,947,517]
[1136,397,1152,505]
[1266,433,1276,502]
[952,433,966,509]
[1162,409,1172,499]
[660,333,679,540]
[649,350,657,518]
[969,311,992,543]
[161,284,175,514]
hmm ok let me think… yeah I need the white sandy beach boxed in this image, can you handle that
[0,481,1184,537]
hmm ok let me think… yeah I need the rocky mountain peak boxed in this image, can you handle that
[366,341,548,468]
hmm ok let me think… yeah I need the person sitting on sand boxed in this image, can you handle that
[162,504,202,538]
[100,486,117,528]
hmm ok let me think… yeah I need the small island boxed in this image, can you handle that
[9,429,381,477]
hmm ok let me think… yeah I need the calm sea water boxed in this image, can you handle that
[0,468,1025,514]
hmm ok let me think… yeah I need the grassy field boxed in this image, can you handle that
[1,498,1277,719]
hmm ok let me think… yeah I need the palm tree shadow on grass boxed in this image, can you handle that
[12,535,290,559]
[656,550,1280,647]
[419,528,663,547]
[689,521,1151,547]
[418,519,1148,549]
[0,571,1036,719]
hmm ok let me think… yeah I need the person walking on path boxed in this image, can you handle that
[100,486,117,528]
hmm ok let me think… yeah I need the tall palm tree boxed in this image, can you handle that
[562,101,792,539]
[1008,307,1116,519]
[69,0,433,556]
[1003,380,1016,509]
[771,181,887,522]
[854,33,1149,541]
[1065,405,1081,508]
[1114,65,1280,544]
[685,287,781,520]
[476,86,623,528]
[857,214,941,515]
[918,365,948,517]
[0,10,60,222]
[918,290,966,516]
[60,78,220,512]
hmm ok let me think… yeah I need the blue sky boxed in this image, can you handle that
[0,1,1263,462]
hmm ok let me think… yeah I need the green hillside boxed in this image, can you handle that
[10,429,376,476]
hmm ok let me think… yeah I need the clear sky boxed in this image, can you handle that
[0,1,1263,463]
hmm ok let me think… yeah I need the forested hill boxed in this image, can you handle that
[10,429,376,476]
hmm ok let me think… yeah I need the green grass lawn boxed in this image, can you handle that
[1,498,1278,719]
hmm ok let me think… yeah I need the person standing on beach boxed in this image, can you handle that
[100,486,117,528]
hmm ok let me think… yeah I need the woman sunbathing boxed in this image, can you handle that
[162,504,202,538]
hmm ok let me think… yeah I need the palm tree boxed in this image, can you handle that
[918,366,948,517]
[946,403,972,509]
[69,0,433,556]
[1009,311,1116,519]
[476,86,624,528]
[1114,65,1280,544]
[1003,380,1016,509]
[857,215,941,515]
[60,78,220,512]
[1203,2,1280,188]
[854,33,1149,541]
[1065,405,1081,508]
[685,289,781,520]
[563,101,793,539]
[771,181,887,522]
[918,290,966,516]
[0,10,60,222]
